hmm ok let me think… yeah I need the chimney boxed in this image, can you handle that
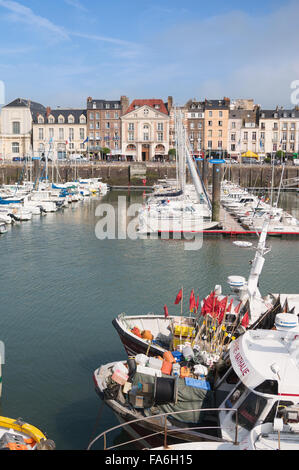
[167,96,173,111]
[121,95,129,114]
[87,96,92,103]
[46,106,51,117]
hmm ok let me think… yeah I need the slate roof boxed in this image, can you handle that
[32,109,87,124]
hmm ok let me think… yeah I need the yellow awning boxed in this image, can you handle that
[241,151,259,158]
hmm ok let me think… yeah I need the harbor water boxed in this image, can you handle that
[0,191,298,450]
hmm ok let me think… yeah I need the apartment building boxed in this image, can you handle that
[185,99,205,156]
[259,108,299,156]
[32,108,87,160]
[204,98,230,155]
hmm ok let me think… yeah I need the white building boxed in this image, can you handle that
[259,108,299,156]
[32,108,87,160]
[121,99,170,161]
[0,98,45,160]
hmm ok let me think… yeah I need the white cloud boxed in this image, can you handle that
[0,0,69,39]
[64,0,87,12]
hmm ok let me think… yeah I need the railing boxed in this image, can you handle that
[87,407,239,451]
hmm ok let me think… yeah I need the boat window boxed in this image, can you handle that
[264,401,294,424]
[225,383,247,409]
[226,369,239,385]
[233,392,267,431]
[254,380,278,395]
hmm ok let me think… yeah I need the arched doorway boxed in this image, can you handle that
[142,144,150,162]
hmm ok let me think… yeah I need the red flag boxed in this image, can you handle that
[196,296,200,312]
[189,290,196,312]
[241,312,249,329]
[164,305,169,319]
[227,298,234,313]
[201,291,216,316]
[234,301,242,314]
[174,289,183,305]
[217,297,228,323]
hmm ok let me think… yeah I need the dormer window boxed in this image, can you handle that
[106,104,110,109]
[80,115,86,124]
[48,115,55,124]
[38,116,44,124]
[58,115,65,124]
[68,115,75,124]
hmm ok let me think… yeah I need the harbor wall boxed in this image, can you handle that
[0,162,298,189]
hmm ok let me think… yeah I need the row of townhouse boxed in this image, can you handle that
[1,97,299,162]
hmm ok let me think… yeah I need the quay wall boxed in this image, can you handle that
[0,162,298,189]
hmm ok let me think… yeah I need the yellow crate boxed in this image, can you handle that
[174,325,196,338]
[172,336,195,349]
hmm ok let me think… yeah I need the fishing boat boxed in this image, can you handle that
[91,316,299,449]
[0,417,55,450]
[113,218,281,361]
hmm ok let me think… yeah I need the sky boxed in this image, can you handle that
[0,0,298,109]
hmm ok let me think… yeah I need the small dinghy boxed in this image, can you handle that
[0,417,55,450]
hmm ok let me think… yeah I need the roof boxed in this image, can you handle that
[4,98,45,111]
[230,329,299,395]
[205,98,230,110]
[87,99,121,110]
[124,99,169,116]
[260,109,299,119]
[33,109,86,124]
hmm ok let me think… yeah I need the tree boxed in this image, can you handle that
[168,148,176,161]
[101,147,110,160]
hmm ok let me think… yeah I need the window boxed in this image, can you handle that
[96,113,100,120]
[219,130,223,137]
[69,143,74,149]
[128,132,134,141]
[219,111,223,117]
[96,122,100,129]
[208,121,212,126]
[198,122,202,129]
[261,123,265,130]
[190,122,194,129]
[90,122,94,130]
[48,116,55,124]
[273,132,278,142]
[233,392,268,431]
[231,133,236,141]
[58,116,65,124]
[128,123,134,131]
[80,128,85,140]
[209,111,213,117]
[244,132,248,141]
[232,122,236,129]
[158,132,163,142]
[59,128,64,140]
[105,103,110,109]
[291,133,295,141]
[158,123,164,131]
[12,122,20,134]
[49,128,54,139]
[105,112,110,119]
[218,141,223,148]
[38,116,44,124]
[96,132,100,140]
[252,132,257,141]
[273,123,278,130]
[282,132,287,141]
[39,128,44,140]
[69,128,74,140]
[208,140,212,148]
[231,144,236,151]
[208,130,213,137]
[12,142,19,153]
[115,112,119,119]
[80,115,86,124]
[90,113,94,120]
[106,122,110,129]
[68,115,75,124]
[143,133,149,141]
[218,121,223,126]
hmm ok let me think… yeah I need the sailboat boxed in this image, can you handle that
[137,109,217,235]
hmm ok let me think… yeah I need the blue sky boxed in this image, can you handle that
[0,0,298,108]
